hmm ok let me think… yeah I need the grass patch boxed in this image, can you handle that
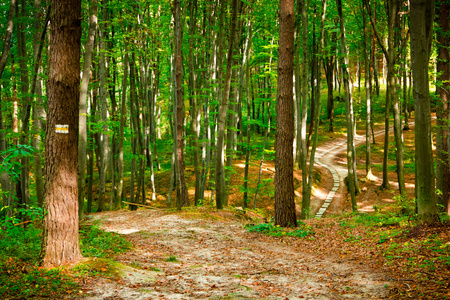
[79,223,132,258]
[246,222,314,238]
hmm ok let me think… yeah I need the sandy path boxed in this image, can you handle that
[79,209,389,299]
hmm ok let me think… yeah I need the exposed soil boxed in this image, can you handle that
[78,208,389,299]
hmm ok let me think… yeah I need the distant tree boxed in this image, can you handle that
[275,0,297,227]
[42,0,83,267]
[410,0,437,222]
[0,0,17,211]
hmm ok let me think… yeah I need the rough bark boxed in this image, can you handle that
[275,0,297,227]
[42,0,83,267]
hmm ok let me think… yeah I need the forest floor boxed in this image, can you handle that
[70,116,450,299]
[77,208,389,299]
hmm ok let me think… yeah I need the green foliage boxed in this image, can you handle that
[0,259,78,299]
[0,205,44,261]
[246,222,314,238]
[0,144,36,182]
[0,206,78,299]
[79,223,132,258]
[165,254,179,262]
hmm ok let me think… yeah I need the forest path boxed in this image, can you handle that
[313,128,383,218]
[312,120,413,218]
[79,209,389,299]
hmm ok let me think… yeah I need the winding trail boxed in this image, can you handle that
[312,121,416,218]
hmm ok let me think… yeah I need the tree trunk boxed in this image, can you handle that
[437,1,450,214]
[18,0,30,213]
[32,0,47,208]
[410,0,437,222]
[299,0,309,218]
[337,0,357,211]
[215,0,238,209]
[96,8,110,212]
[362,1,373,179]
[78,0,97,217]
[174,0,188,209]
[275,0,297,227]
[42,0,83,267]
[0,0,16,211]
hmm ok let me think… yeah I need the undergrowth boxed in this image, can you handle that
[246,222,314,238]
[0,206,131,299]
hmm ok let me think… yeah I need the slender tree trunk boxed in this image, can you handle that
[243,21,252,209]
[78,0,97,217]
[337,0,357,211]
[116,35,129,209]
[299,0,309,217]
[32,0,47,208]
[362,2,373,179]
[18,0,30,213]
[275,0,297,227]
[174,0,188,209]
[437,1,450,214]
[411,0,436,222]
[42,0,83,267]
[0,0,16,211]
[301,0,326,219]
[96,8,110,212]
[215,0,238,209]
[188,0,201,206]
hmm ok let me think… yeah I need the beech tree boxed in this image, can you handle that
[410,0,437,222]
[42,0,83,267]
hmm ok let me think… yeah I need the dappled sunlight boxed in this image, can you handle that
[358,204,375,212]
[312,186,329,200]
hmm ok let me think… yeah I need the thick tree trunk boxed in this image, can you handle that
[275,0,297,227]
[42,0,82,267]
[410,0,437,222]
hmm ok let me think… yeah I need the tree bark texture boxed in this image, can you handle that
[43,0,83,267]
[275,0,297,227]
[436,0,450,214]
[410,0,437,222]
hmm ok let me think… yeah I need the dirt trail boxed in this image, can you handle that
[79,209,389,299]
